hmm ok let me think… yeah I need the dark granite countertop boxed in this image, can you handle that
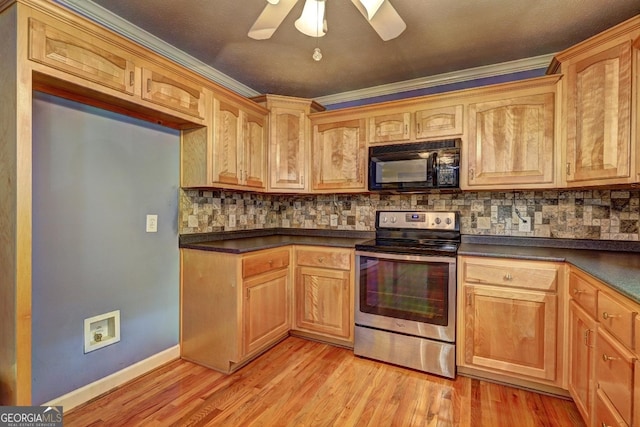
[459,236,640,304]
[179,228,374,254]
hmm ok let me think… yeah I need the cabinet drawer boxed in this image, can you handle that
[461,257,558,291]
[596,328,634,425]
[569,270,598,318]
[242,249,290,278]
[595,388,628,427]
[296,248,351,270]
[598,291,635,349]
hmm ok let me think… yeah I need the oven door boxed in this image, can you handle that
[355,251,456,343]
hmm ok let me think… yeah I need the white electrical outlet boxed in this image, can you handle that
[229,214,236,228]
[519,217,532,232]
[330,214,338,227]
[146,214,158,232]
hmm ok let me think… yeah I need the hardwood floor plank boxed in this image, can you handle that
[64,337,585,427]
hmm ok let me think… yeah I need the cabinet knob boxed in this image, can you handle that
[503,273,513,281]
[602,353,617,362]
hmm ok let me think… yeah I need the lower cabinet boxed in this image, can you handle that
[181,247,291,373]
[457,256,564,390]
[293,246,354,344]
[568,300,597,425]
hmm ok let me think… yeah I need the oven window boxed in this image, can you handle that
[375,159,427,183]
[358,256,449,325]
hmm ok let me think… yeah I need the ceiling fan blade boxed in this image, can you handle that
[351,0,406,41]
[248,0,299,40]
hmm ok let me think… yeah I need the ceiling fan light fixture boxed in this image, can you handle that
[358,0,384,20]
[312,47,323,61]
[266,0,280,4]
[295,0,327,37]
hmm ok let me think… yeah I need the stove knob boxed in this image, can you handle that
[390,216,397,224]
[445,217,452,225]
[434,217,442,225]
[382,217,388,223]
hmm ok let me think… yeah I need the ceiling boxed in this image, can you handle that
[59,0,639,103]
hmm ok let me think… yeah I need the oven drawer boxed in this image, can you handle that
[460,256,559,291]
[296,247,351,270]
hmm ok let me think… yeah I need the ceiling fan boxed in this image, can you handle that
[248,0,406,41]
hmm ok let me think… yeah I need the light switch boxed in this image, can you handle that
[146,214,158,232]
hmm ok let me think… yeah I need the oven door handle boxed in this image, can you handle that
[355,250,457,264]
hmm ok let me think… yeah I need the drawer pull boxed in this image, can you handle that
[503,273,513,281]
[601,423,611,427]
[573,289,584,295]
[268,260,274,266]
[146,78,152,93]
[602,353,618,362]
[602,311,619,320]
[584,329,591,347]
[317,257,324,263]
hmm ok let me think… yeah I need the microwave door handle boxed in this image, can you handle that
[430,152,438,173]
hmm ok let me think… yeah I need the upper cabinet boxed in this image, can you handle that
[552,17,640,187]
[463,77,559,189]
[141,67,205,119]
[29,18,136,95]
[312,118,367,192]
[210,98,267,190]
[366,104,464,145]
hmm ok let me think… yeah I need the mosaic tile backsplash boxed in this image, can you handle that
[179,189,640,241]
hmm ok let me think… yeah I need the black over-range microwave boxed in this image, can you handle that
[368,139,461,192]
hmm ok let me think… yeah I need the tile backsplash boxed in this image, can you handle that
[180,189,640,241]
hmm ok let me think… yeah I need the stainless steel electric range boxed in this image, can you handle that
[354,210,460,378]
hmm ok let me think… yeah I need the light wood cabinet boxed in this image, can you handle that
[312,119,367,192]
[457,256,563,389]
[564,42,633,185]
[141,67,205,119]
[414,104,464,140]
[293,246,354,344]
[568,266,640,427]
[29,18,136,95]
[568,301,597,426]
[368,112,411,144]
[465,81,557,189]
[181,247,290,373]
[211,99,267,190]
[552,17,640,187]
[243,264,290,355]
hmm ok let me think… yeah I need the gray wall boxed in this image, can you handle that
[31,92,180,404]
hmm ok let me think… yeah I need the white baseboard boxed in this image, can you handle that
[43,345,180,411]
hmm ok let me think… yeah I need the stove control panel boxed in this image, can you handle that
[377,211,458,230]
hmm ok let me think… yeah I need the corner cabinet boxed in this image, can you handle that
[457,256,565,391]
[181,247,290,373]
[311,118,367,192]
[463,76,560,190]
[292,246,354,345]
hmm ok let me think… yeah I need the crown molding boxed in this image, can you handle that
[315,54,555,106]
[53,0,554,106]
[53,0,260,98]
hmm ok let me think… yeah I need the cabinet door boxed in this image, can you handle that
[415,105,463,139]
[368,112,410,144]
[463,285,557,381]
[141,67,204,118]
[269,107,307,191]
[243,268,290,356]
[212,100,242,186]
[242,111,267,189]
[565,42,632,185]
[568,301,597,426]
[295,266,351,339]
[312,119,367,191]
[467,93,555,188]
[596,328,634,425]
[29,19,135,95]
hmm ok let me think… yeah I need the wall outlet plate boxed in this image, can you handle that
[519,218,532,232]
[146,214,158,232]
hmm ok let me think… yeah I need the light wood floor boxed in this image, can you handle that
[64,337,584,426]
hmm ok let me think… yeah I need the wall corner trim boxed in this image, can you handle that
[42,345,180,411]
